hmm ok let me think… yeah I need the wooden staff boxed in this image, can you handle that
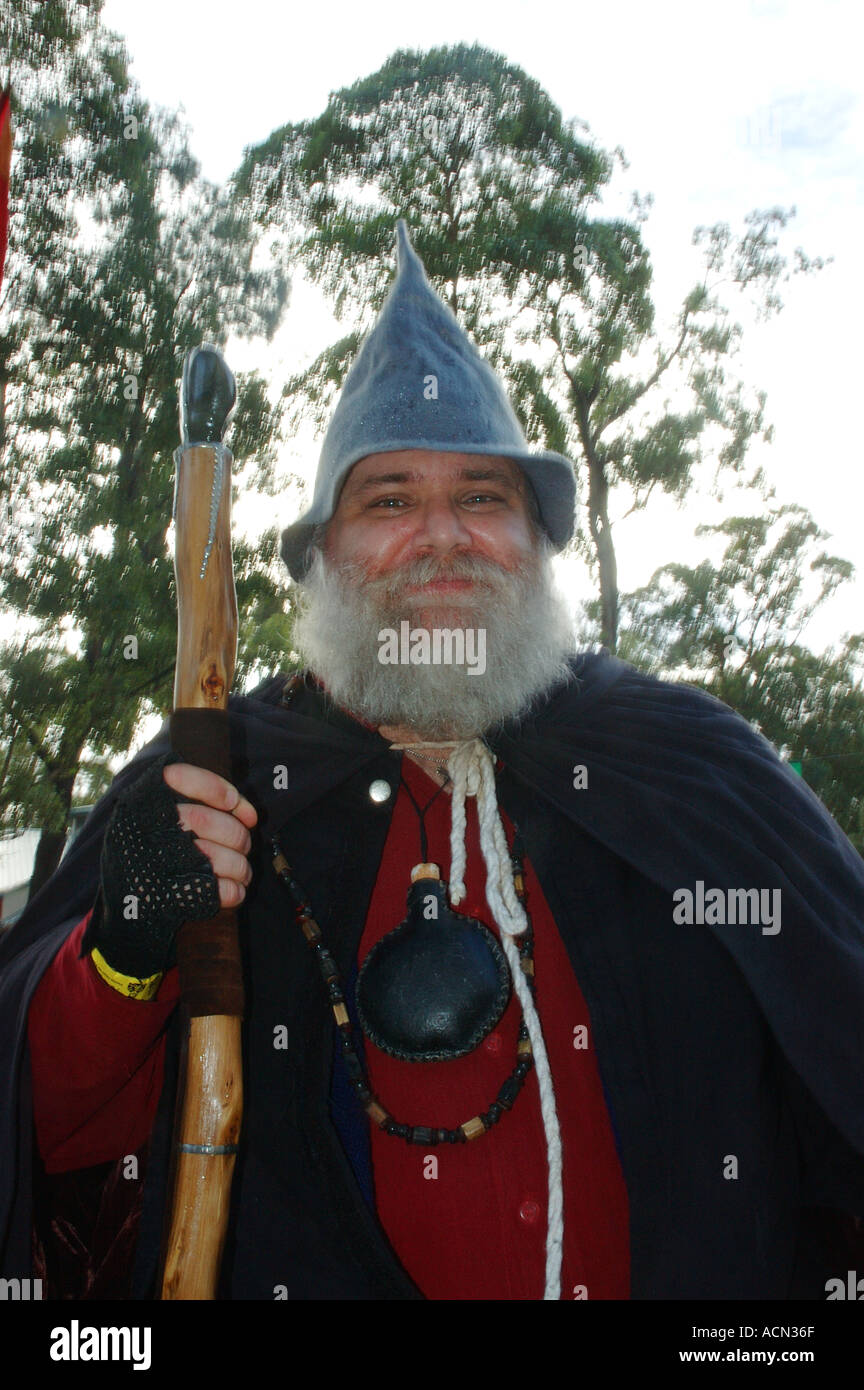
[160,357,244,1299]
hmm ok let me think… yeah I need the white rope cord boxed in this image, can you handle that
[446,739,564,1302]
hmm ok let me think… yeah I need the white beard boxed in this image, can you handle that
[292,545,576,740]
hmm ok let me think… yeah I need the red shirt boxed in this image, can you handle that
[360,757,629,1299]
[28,757,630,1299]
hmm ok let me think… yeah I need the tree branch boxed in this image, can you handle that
[0,689,58,777]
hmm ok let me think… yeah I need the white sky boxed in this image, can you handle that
[99,0,863,652]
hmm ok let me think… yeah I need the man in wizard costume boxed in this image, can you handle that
[1,222,863,1301]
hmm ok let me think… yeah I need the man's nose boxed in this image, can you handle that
[411,496,474,553]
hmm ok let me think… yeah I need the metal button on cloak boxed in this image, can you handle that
[369,779,392,804]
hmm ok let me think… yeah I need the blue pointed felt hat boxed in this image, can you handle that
[281,220,577,580]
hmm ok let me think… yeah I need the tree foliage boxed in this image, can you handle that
[606,505,864,852]
[233,42,825,649]
[0,0,293,894]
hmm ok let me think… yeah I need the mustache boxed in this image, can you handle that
[337,552,533,604]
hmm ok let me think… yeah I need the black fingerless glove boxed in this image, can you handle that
[83,753,222,978]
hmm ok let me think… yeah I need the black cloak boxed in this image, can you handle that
[2,653,863,1298]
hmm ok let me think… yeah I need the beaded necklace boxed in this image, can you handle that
[270,834,538,1146]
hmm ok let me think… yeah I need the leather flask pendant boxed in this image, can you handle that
[356,864,511,1062]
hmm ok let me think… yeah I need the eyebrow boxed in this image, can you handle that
[349,467,522,497]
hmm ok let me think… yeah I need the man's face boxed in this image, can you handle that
[293,447,574,740]
[323,450,538,623]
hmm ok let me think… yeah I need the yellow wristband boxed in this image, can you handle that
[90,946,164,1001]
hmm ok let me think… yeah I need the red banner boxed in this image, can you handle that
[0,89,11,290]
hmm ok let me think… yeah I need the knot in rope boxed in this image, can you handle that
[447,740,527,938]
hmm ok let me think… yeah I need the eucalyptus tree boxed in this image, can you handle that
[234,42,823,649]
[610,504,864,852]
[0,0,292,894]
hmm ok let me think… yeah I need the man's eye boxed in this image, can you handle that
[366,493,506,509]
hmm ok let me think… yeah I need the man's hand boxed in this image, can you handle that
[86,754,260,980]
[163,763,257,908]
